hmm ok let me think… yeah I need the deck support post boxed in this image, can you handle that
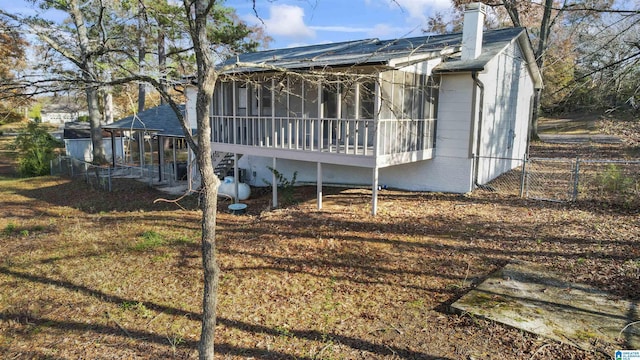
[158,135,164,182]
[110,131,116,167]
[172,138,177,183]
[317,162,323,210]
[233,153,239,203]
[187,146,193,190]
[372,167,379,216]
[139,131,145,177]
[272,157,278,208]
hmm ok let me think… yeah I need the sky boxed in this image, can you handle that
[228,0,454,49]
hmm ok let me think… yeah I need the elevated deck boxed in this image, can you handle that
[210,115,435,168]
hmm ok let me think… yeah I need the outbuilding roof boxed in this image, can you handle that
[220,27,529,74]
[102,104,193,138]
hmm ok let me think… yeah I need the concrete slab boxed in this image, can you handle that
[452,262,640,351]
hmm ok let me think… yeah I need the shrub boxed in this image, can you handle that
[13,122,63,177]
[597,164,634,193]
[263,166,298,205]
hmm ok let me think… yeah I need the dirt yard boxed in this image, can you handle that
[0,115,638,359]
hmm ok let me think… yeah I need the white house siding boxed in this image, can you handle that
[65,138,124,162]
[41,111,88,125]
[377,73,477,192]
[475,41,534,185]
[186,86,198,130]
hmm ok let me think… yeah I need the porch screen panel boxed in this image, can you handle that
[304,80,319,149]
[236,83,248,116]
[340,82,356,119]
[222,82,233,116]
[248,82,260,116]
[403,71,415,119]
[423,75,439,119]
[261,80,274,146]
[288,77,303,148]
[289,77,303,117]
[304,80,319,118]
[274,79,288,118]
[379,71,394,120]
[260,80,272,116]
[212,83,223,116]
[322,82,338,118]
[360,80,375,119]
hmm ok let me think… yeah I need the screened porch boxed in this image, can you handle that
[210,70,439,168]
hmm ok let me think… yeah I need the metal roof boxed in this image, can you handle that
[220,27,527,73]
[102,104,194,138]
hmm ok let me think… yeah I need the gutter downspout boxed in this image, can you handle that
[471,71,484,188]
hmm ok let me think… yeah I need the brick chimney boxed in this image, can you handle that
[461,2,487,61]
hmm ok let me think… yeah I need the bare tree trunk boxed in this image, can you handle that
[138,0,146,113]
[103,89,113,124]
[69,0,107,164]
[158,30,167,105]
[529,0,554,141]
[87,86,107,164]
[103,64,114,124]
[196,87,220,358]
[185,1,221,358]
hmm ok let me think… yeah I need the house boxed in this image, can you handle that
[63,121,124,163]
[102,104,195,184]
[40,103,88,125]
[186,3,542,214]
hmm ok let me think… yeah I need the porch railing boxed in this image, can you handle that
[210,116,435,157]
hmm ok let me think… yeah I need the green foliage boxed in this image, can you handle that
[3,222,16,235]
[133,230,165,251]
[13,122,62,177]
[597,164,635,193]
[263,166,298,205]
[28,103,42,120]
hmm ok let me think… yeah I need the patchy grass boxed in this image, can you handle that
[0,115,638,359]
[1,175,638,359]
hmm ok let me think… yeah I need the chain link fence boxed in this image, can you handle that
[576,160,640,206]
[480,156,640,206]
[51,155,187,192]
[50,156,113,191]
[52,153,639,207]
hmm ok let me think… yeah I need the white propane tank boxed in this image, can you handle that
[218,176,251,200]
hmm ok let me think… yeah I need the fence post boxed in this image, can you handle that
[572,157,580,201]
[108,166,112,192]
[519,154,527,198]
